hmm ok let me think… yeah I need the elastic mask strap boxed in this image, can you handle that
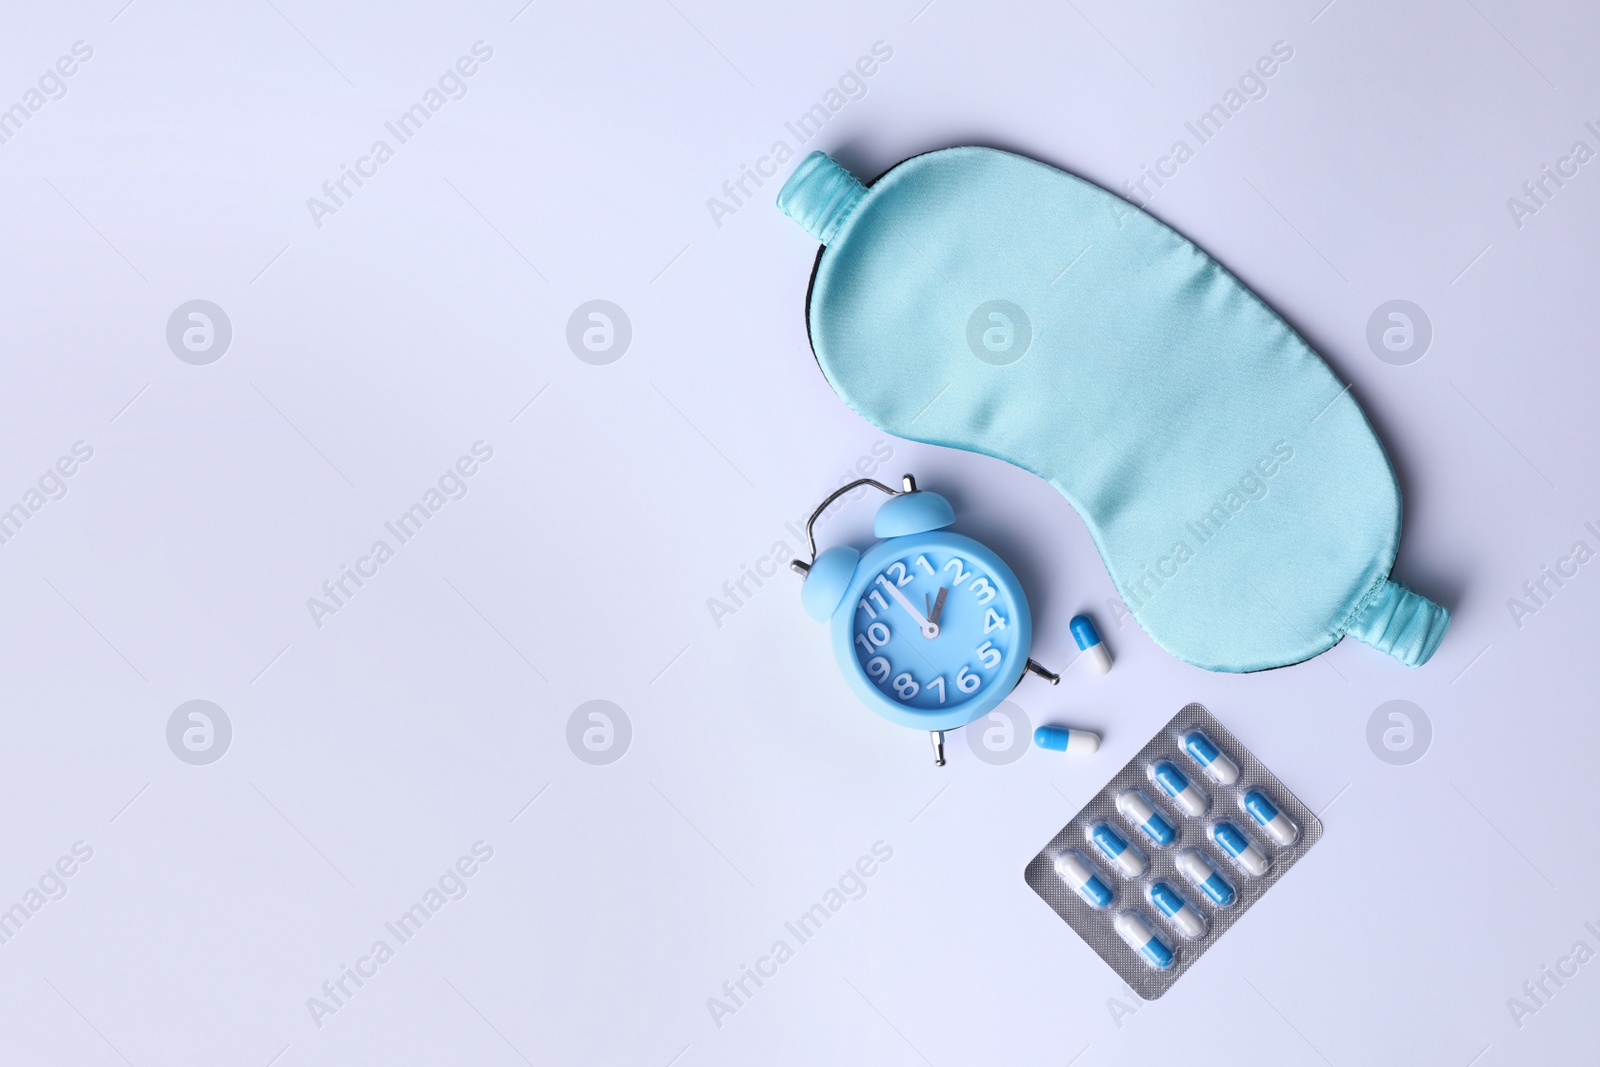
[777,152,867,245]
[1344,578,1451,668]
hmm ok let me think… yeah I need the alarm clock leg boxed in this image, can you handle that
[1025,659,1061,685]
[930,730,946,767]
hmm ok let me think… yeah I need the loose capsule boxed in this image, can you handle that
[1244,790,1300,846]
[1053,851,1115,909]
[1089,822,1148,878]
[1182,730,1240,786]
[1033,725,1100,755]
[1149,882,1208,940]
[1114,910,1174,970]
[1070,614,1112,674]
[1175,849,1236,907]
[1152,760,1208,817]
[1213,821,1269,876]
[1116,789,1176,847]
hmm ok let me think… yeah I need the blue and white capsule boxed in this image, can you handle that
[1182,729,1240,786]
[1054,850,1115,909]
[1034,724,1101,755]
[1069,614,1112,674]
[1244,790,1300,847]
[1114,910,1174,970]
[1212,821,1270,877]
[1149,881,1208,940]
[1152,760,1208,818]
[1116,789,1176,847]
[1175,849,1236,907]
[1089,822,1148,878]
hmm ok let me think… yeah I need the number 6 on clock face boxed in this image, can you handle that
[832,530,1033,732]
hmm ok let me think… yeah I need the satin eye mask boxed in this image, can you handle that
[777,147,1448,672]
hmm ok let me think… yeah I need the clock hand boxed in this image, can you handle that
[928,587,949,626]
[875,574,939,639]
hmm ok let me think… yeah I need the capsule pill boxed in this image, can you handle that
[1213,821,1269,877]
[1034,725,1100,755]
[1090,822,1148,878]
[1070,614,1112,674]
[1149,882,1207,940]
[1117,789,1176,847]
[1175,849,1236,907]
[1114,910,1174,970]
[1243,790,1299,846]
[1153,760,1208,817]
[1183,730,1240,786]
[1054,851,1115,909]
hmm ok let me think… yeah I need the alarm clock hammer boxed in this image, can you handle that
[791,473,1060,766]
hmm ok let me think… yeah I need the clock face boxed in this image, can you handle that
[839,532,1030,729]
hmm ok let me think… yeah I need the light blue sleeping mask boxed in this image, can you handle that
[778,147,1448,672]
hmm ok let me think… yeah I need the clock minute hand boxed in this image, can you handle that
[876,575,939,639]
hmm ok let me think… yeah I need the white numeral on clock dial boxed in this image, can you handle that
[892,673,920,700]
[976,641,1001,668]
[855,622,891,657]
[942,557,971,586]
[927,675,946,703]
[956,666,980,693]
[983,608,1007,634]
[969,576,996,605]
[866,656,890,682]
[886,562,914,588]
[915,555,936,576]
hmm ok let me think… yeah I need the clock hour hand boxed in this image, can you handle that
[927,587,949,627]
[876,574,939,639]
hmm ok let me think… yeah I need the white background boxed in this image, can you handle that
[1,0,1597,1064]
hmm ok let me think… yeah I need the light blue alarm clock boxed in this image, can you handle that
[793,474,1059,765]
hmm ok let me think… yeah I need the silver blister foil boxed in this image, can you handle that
[1025,703,1322,999]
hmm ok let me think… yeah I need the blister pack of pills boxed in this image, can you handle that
[1025,703,1321,998]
